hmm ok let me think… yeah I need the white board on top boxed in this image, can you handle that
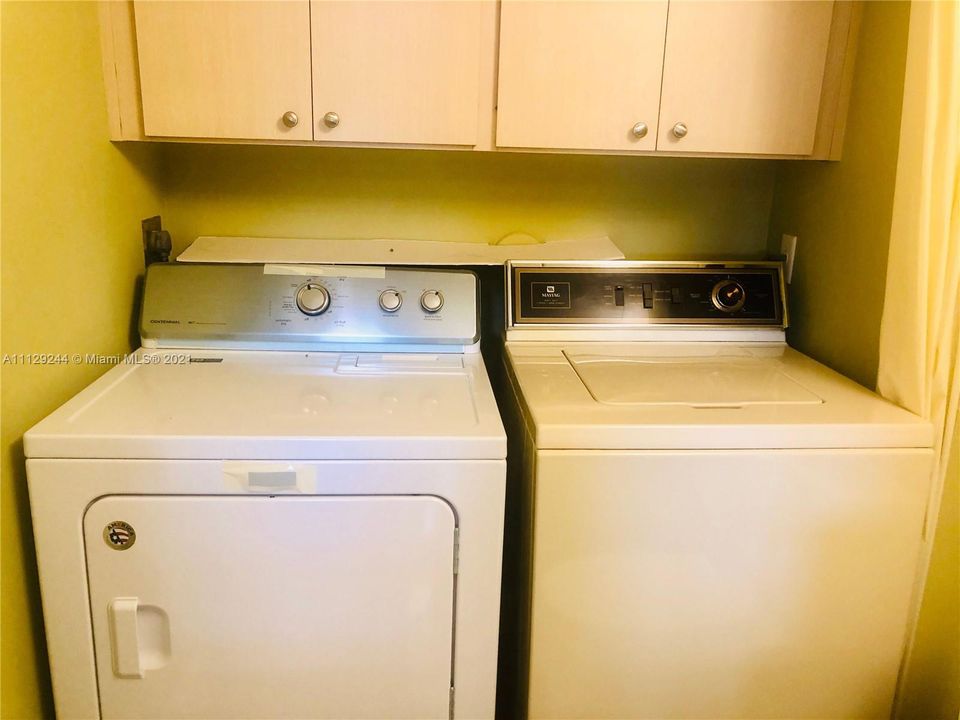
[176,235,625,266]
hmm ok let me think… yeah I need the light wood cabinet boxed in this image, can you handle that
[311,2,486,146]
[102,0,858,159]
[658,1,835,155]
[133,1,313,141]
[496,1,668,152]
[494,0,854,158]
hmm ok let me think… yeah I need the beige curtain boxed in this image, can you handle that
[876,0,960,714]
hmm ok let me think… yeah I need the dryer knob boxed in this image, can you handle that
[420,290,444,313]
[379,289,403,312]
[296,283,330,316]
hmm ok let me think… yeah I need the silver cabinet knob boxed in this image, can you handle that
[672,122,688,139]
[323,111,340,129]
[631,122,648,139]
[281,111,299,128]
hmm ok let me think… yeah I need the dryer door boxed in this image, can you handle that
[84,495,456,719]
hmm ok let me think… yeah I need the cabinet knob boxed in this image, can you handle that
[323,111,340,129]
[631,122,648,139]
[281,111,299,128]
[672,122,688,139]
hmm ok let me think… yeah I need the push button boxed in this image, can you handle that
[615,286,625,307]
[671,287,682,304]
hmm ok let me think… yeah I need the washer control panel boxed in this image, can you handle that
[510,262,785,327]
[141,264,479,348]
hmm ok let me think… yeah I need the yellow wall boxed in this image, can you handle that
[0,2,162,717]
[767,0,911,389]
[158,145,776,259]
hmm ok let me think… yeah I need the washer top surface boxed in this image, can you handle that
[565,344,824,406]
[505,342,931,450]
[26,349,505,461]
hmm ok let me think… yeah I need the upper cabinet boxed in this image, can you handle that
[495,0,851,157]
[657,1,835,155]
[133,1,313,141]
[101,0,859,159]
[311,2,485,146]
[496,1,668,152]
[121,0,495,146]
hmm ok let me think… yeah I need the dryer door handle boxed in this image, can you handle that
[109,597,144,678]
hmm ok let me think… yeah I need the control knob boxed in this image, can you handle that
[296,283,330,316]
[420,290,444,313]
[379,289,403,312]
[711,279,746,313]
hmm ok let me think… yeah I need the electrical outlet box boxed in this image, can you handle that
[142,216,171,267]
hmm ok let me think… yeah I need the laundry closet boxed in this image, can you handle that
[1,2,956,720]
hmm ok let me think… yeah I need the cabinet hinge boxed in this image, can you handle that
[453,528,460,575]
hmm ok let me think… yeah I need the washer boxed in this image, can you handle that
[501,261,933,720]
[26,263,505,720]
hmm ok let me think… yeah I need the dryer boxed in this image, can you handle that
[26,263,505,720]
[501,261,933,720]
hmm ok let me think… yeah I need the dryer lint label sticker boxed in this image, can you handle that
[103,521,136,551]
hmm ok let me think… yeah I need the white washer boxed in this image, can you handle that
[26,263,505,720]
[501,261,933,720]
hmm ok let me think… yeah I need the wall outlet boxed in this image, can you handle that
[781,234,798,284]
[142,215,171,267]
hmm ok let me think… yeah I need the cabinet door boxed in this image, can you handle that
[658,1,835,155]
[496,1,668,152]
[311,1,485,146]
[85,495,456,719]
[134,1,313,141]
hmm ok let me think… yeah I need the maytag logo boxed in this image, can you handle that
[150,319,181,324]
[531,281,571,310]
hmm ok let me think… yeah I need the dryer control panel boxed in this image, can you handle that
[141,263,480,350]
[509,262,786,327]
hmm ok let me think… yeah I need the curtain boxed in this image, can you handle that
[876,0,960,714]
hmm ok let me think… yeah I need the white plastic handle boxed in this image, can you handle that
[109,597,144,678]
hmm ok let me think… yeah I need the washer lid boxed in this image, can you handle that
[505,342,933,450]
[24,349,505,460]
[565,348,823,407]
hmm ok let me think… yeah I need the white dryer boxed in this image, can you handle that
[501,261,933,720]
[26,263,505,720]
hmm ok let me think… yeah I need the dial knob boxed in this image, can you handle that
[378,289,402,312]
[711,279,746,313]
[296,283,330,315]
[420,290,444,313]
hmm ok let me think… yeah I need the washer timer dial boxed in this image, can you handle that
[711,279,746,313]
[296,283,330,316]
